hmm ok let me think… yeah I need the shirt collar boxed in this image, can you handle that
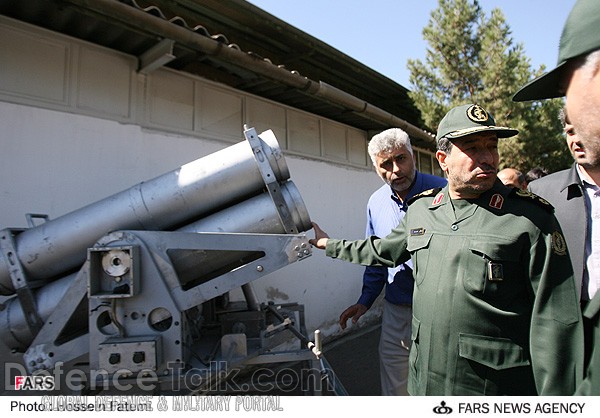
[576,164,600,190]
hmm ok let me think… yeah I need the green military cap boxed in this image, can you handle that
[513,0,600,101]
[436,104,518,142]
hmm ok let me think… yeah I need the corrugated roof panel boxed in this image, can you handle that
[0,0,431,141]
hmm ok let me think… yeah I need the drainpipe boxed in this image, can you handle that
[62,0,434,144]
[313,81,434,142]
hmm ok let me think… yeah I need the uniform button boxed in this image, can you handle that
[451,224,459,231]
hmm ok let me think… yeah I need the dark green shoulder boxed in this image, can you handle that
[408,187,442,206]
[510,188,554,213]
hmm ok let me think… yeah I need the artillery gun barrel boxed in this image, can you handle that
[0,132,288,295]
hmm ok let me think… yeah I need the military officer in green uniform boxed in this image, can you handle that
[512,0,600,396]
[310,104,584,395]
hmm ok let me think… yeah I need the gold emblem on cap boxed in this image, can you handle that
[466,104,489,122]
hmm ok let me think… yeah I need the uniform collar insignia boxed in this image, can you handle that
[489,193,504,209]
[432,192,444,206]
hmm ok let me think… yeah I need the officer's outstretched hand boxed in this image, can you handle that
[309,222,329,249]
[339,304,368,330]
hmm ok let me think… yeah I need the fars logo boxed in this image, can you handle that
[14,375,55,391]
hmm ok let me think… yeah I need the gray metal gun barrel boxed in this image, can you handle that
[0,131,289,295]
[181,180,311,234]
[0,180,311,350]
[0,274,77,349]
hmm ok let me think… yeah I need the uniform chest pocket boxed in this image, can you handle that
[406,233,432,285]
[465,239,527,301]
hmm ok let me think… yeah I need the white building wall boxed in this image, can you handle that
[0,101,382,340]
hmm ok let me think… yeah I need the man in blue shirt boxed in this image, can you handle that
[338,128,446,395]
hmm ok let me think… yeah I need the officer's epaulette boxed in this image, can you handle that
[510,188,554,213]
[407,187,442,206]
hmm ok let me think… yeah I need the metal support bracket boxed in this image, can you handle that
[244,126,299,234]
[25,213,49,228]
[138,38,176,74]
[23,266,90,373]
[0,228,44,334]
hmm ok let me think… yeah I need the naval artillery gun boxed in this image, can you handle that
[0,127,327,394]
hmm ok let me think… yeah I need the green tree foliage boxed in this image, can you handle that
[407,0,571,173]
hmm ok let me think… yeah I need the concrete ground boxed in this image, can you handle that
[0,322,383,397]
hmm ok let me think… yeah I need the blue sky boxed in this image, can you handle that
[248,0,576,87]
